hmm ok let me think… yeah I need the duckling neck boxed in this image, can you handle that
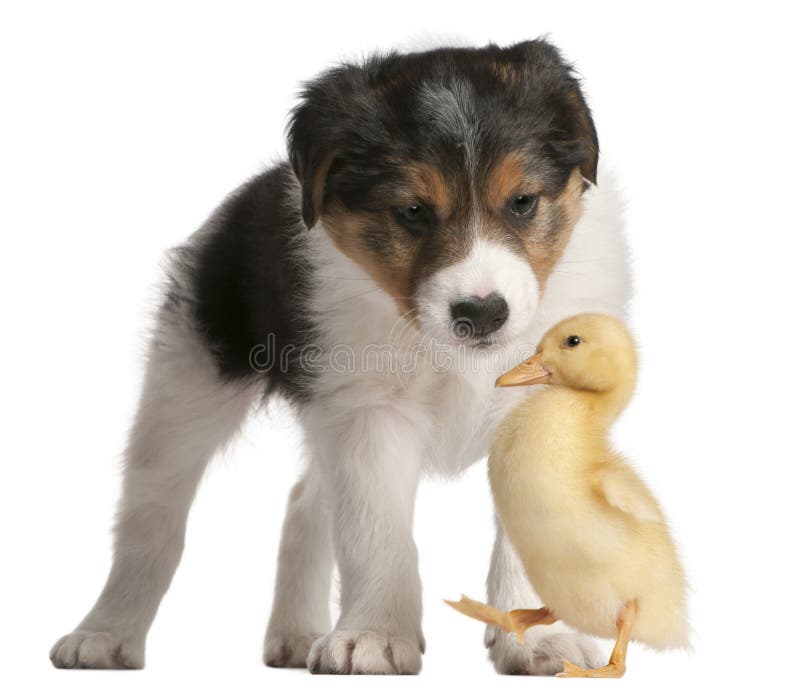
[534,382,631,440]
[572,383,632,428]
[495,388,603,484]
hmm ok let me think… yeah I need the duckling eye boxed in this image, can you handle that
[565,335,582,348]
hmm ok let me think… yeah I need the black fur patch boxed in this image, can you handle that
[179,164,317,402]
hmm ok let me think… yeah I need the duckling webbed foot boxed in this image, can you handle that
[557,600,637,679]
[507,607,559,643]
[445,595,557,644]
[558,659,625,678]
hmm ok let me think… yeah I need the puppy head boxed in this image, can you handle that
[288,39,598,346]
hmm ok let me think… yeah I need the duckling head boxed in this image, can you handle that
[496,313,637,397]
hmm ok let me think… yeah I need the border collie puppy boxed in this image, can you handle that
[50,39,630,674]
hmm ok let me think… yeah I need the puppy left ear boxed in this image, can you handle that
[556,87,599,185]
[538,64,598,185]
[509,39,599,185]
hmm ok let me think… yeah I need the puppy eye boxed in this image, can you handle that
[509,194,538,216]
[402,204,424,221]
[396,203,434,235]
[564,335,582,348]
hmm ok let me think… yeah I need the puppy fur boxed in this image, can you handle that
[50,39,631,675]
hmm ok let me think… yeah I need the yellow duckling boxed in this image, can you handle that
[447,313,688,678]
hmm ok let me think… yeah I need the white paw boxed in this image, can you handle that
[263,631,321,668]
[485,625,603,676]
[50,629,144,669]
[307,629,422,674]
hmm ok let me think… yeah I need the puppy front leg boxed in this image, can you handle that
[485,516,603,675]
[305,407,424,675]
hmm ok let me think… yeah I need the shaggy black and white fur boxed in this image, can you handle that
[51,39,630,674]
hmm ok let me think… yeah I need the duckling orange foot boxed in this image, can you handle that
[557,600,637,679]
[506,607,558,643]
[444,595,557,643]
[557,659,626,678]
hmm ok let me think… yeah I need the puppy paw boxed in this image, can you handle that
[263,631,321,668]
[486,625,602,676]
[307,629,422,674]
[50,629,144,669]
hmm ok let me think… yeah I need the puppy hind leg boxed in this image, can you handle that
[50,309,257,669]
[264,466,334,668]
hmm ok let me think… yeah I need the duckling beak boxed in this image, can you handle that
[495,352,551,387]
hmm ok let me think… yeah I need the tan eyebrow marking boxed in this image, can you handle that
[406,162,452,216]
[485,152,543,209]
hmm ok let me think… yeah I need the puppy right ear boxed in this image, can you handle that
[289,131,337,230]
[287,87,340,230]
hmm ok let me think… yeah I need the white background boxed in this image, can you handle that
[2,1,799,687]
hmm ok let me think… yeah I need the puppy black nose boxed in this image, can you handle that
[450,292,509,339]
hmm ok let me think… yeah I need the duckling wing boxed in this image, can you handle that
[593,460,664,523]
